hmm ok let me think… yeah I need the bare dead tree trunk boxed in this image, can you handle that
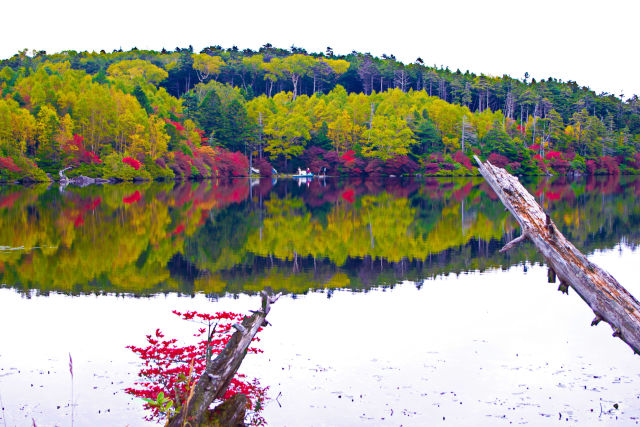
[475,156,640,354]
[167,291,281,427]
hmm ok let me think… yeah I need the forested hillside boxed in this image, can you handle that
[1,45,639,182]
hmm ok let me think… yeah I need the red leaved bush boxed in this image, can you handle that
[549,158,571,174]
[535,156,548,173]
[190,155,210,177]
[215,150,249,177]
[123,157,142,170]
[507,162,522,172]
[125,310,267,424]
[452,151,472,170]
[423,162,440,174]
[429,152,444,163]
[302,147,330,174]
[253,157,274,177]
[62,134,102,165]
[545,151,562,160]
[365,158,384,175]
[487,153,510,168]
[171,152,194,177]
[384,155,419,175]
[0,157,21,172]
[164,118,185,132]
[599,156,620,175]
[340,150,356,163]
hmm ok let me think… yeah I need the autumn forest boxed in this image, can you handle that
[1,44,640,183]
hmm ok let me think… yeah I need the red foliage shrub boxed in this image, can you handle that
[529,144,541,151]
[303,146,326,161]
[365,158,384,175]
[123,157,142,170]
[535,157,548,173]
[545,151,562,160]
[80,150,101,164]
[0,157,21,172]
[171,152,193,177]
[549,158,571,174]
[164,118,185,132]
[323,151,341,172]
[452,151,472,170]
[338,152,365,176]
[302,147,331,174]
[507,162,522,172]
[424,162,440,174]
[125,310,266,423]
[384,156,419,175]
[439,162,456,171]
[626,153,640,170]
[155,158,167,169]
[429,152,444,163]
[340,150,356,163]
[487,153,510,168]
[63,134,102,165]
[599,156,620,175]
[191,156,210,177]
[215,150,249,177]
[586,160,597,175]
[253,157,274,176]
[564,151,576,161]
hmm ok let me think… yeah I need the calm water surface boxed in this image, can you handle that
[0,176,639,426]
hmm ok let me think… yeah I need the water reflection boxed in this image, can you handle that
[1,175,639,296]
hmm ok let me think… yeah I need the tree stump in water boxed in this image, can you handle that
[475,156,640,354]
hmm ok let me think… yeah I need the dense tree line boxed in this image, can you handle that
[1,45,639,182]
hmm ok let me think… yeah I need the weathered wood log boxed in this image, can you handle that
[475,156,640,354]
[167,290,280,427]
[203,393,249,426]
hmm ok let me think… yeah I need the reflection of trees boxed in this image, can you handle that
[0,175,638,296]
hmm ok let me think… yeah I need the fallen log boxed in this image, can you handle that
[474,156,640,354]
[167,290,280,427]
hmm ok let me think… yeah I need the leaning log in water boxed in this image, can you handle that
[167,290,280,427]
[474,156,640,354]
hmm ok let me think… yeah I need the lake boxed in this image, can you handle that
[1,175,639,426]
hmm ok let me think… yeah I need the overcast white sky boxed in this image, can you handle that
[2,0,638,98]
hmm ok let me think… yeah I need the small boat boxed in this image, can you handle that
[292,173,314,178]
